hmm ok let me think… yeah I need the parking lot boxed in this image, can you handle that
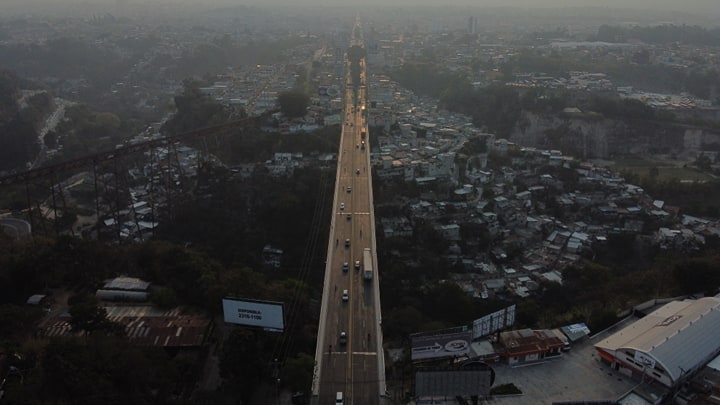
[488,319,666,404]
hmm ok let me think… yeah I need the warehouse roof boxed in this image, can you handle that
[103,277,150,291]
[595,297,720,383]
[40,305,211,347]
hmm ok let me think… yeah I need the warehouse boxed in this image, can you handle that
[594,297,720,387]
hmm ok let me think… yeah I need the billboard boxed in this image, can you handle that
[472,305,516,339]
[411,330,472,361]
[222,297,285,332]
[415,366,493,398]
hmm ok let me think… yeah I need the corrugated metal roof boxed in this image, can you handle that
[26,294,46,305]
[103,277,150,291]
[560,323,591,342]
[595,297,720,383]
[707,354,720,371]
[415,367,492,398]
[499,328,564,357]
[96,290,148,302]
[38,305,210,347]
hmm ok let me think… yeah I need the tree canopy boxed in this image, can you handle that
[161,81,231,136]
[277,89,310,118]
[0,69,43,171]
[595,24,720,46]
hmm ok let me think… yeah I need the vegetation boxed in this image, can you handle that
[191,124,341,165]
[0,304,43,340]
[510,48,720,100]
[0,112,336,401]
[441,83,522,136]
[158,163,332,271]
[389,63,468,99]
[20,92,54,131]
[161,80,233,136]
[0,231,320,402]
[170,35,311,79]
[594,24,720,46]
[277,89,310,118]
[0,70,42,171]
[622,172,720,217]
[52,104,129,159]
[2,335,193,404]
[372,156,720,343]
[347,45,366,87]
[0,37,129,94]
[68,294,121,335]
[4,23,720,399]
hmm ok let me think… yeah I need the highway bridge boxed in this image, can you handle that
[311,18,387,405]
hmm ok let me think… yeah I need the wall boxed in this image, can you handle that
[510,112,720,160]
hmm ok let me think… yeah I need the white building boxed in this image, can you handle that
[595,297,720,387]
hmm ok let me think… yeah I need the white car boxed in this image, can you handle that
[342,289,349,302]
[339,203,345,211]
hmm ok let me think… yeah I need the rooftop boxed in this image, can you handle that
[103,276,151,291]
[595,297,720,383]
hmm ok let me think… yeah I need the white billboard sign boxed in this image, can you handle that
[472,305,516,339]
[222,298,285,332]
[411,331,473,361]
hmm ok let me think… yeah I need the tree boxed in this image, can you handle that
[499,62,514,82]
[220,329,270,401]
[0,69,21,122]
[281,353,314,393]
[151,286,178,308]
[277,90,309,118]
[0,117,39,171]
[648,166,659,179]
[695,154,712,172]
[0,304,43,339]
[161,83,229,135]
[38,335,174,403]
[673,257,720,295]
[69,295,114,334]
[384,306,425,341]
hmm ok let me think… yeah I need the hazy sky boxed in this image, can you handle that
[1,0,719,10]
[2,0,719,21]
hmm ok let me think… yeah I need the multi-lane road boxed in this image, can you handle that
[311,19,386,405]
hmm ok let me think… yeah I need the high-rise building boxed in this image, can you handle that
[468,16,478,35]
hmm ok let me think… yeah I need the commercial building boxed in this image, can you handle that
[96,276,150,302]
[594,297,720,387]
[496,328,565,365]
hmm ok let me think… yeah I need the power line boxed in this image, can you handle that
[273,168,333,364]
[0,117,259,188]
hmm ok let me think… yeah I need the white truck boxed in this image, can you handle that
[363,248,373,280]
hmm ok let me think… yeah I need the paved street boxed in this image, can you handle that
[490,320,667,404]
